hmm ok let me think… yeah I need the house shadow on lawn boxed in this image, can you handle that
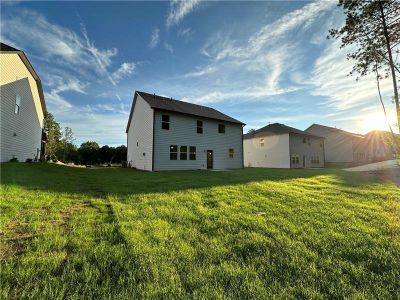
[0,163,384,198]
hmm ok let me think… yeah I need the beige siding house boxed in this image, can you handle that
[305,124,397,165]
[126,91,244,171]
[244,123,324,168]
[0,43,47,162]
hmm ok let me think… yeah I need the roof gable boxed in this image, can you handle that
[244,123,322,139]
[0,42,47,115]
[126,91,244,132]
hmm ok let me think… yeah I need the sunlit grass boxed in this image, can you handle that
[1,163,399,298]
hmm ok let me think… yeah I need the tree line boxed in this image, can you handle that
[45,113,126,165]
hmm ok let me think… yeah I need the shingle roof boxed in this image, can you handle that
[244,123,322,139]
[126,91,244,132]
[0,42,46,115]
[305,123,363,138]
[0,42,20,52]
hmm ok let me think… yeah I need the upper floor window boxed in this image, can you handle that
[15,95,21,115]
[190,146,196,160]
[260,138,265,147]
[180,146,187,160]
[218,124,225,134]
[162,114,170,130]
[197,120,203,134]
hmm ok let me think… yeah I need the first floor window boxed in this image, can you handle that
[162,114,170,130]
[218,124,225,134]
[15,95,21,115]
[291,154,300,165]
[190,146,196,160]
[260,138,265,147]
[180,146,187,160]
[170,145,177,160]
[229,148,234,158]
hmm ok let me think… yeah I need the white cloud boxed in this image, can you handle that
[164,42,174,53]
[180,1,335,104]
[149,28,160,48]
[111,62,136,83]
[177,27,193,41]
[166,0,201,28]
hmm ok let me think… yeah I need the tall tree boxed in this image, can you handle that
[60,127,76,162]
[44,113,62,160]
[78,141,100,165]
[329,0,400,130]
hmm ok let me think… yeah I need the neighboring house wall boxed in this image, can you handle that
[153,110,243,171]
[306,126,353,163]
[0,53,44,128]
[244,134,290,168]
[127,95,153,171]
[289,134,324,168]
[0,78,42,162]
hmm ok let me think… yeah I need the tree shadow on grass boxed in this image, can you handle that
[0,163,387,198]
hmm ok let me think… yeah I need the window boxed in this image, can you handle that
[162,114,170,130]
[303,138,306,144]
[170,145,177,160]
[316,156,320,164]
[15,95,21,115]
[180,146,187,160]
[190,146,196,160]
[229,148,234,158]
[218,124,225,134]
[260,138,265,147]
[197,120,203,134]
[291,154,300,165]
[311,156,315,164]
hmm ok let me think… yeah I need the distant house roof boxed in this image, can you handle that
[244,123,322,139]
[126,91,244,132]
[0,42,47,115]
[305,123,363,139]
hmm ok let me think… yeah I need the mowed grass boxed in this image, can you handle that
[0,163,399,299]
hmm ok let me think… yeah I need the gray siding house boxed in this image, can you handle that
[0,43,47,162]
[244,123,325,168]
[126,91,244,171]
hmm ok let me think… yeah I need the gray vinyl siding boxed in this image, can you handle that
[306,126,354,163]
[126,95,153,171]
[0,78,43,162]
[289,133,325,168]
[153,110,243,171]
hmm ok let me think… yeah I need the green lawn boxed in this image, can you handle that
[0,163,399,299]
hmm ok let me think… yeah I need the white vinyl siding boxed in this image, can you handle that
[0,78,43,162]
[153,111,243,171]
[244,134,290,168]
[0,53,44,127]
[127,94,153,171]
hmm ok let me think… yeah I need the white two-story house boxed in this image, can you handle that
[0,42,47,162]
[126,91,244,171]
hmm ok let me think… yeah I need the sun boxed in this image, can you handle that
[359,111,393,133]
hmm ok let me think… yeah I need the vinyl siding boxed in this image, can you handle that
[153,111,243,171]
[126,95,153,171]
[244,134,290,168]
[0,78,43,162]
[0,53,44,127]
[289,134,325,168]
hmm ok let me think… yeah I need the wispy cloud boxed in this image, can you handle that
[164,42,174,53]
[180,1,334,104]
[166,0,201,28]
[111,62,135,83]
[177,27,193,41]
[149,28,160,48]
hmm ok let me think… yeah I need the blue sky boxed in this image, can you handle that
[1,1,398,146]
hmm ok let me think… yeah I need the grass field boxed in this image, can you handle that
[1,163,399,299]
